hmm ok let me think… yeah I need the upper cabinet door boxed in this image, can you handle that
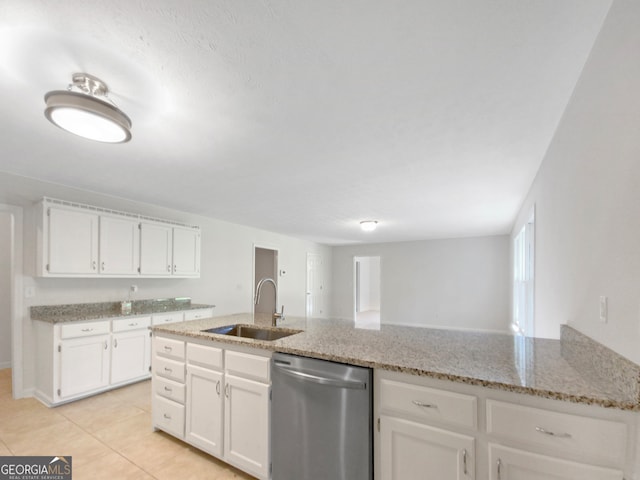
[99,215,140,275]
[47,207,99,274]
[173,227,201,277]
[139,222,173,275]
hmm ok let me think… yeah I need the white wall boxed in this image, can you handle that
[0,171,332,393]
[0,212,11,368]
[512,0,640,363]
[332,236,509,332]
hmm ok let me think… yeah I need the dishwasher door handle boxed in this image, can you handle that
[274,364,367,390]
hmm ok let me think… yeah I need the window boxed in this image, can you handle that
[513,207,535,336]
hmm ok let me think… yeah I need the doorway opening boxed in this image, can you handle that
[1,203,24,399]
[254,246,278,318]
[306,253,324,318]
[354,256,381,328]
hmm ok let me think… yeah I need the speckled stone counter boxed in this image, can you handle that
[152,313,640,411]
[31,298,216,323]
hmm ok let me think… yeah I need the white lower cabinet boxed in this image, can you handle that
[380,415,474,480]
[489,444,623,480]
[185,364,224,457]
[111,317,152,385]
[224,374,270,478]
[154,335,271,480]
[59,333,110,399]
[376,370,636,480]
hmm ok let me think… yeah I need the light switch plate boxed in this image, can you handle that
[599,296,608,323]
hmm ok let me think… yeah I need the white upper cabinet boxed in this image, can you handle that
[140,222,173,276]
[38,198,201,278]
[46,206,99,275]
[99,215,140,275]
[173,227,201,277]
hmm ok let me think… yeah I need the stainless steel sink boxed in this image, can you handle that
[202,324,301,341]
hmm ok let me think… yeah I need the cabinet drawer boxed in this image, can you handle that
[154,336,185,360]
[379,378,477,430]
[112,316,151,332]
[225,350,270,383]
[154,376,186,404]
[152,312,184,325]
[60,320,110,339]
[153,395,185,439]
[486,400,627,467]
[187,343,223,370]
[154,356,186,383]
[184,309,214,321]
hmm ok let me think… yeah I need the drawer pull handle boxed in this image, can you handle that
[128,323,138,327]
[81,328,94,332]
[164,367,173,373]
[462,448,468,475]
[164,386,172,392]
[535,426,572,439]
[163,413,171,420]
[412,400,437,409]
[497,459,502,480]
[164,346,173,351]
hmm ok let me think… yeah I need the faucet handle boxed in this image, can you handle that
[272,305,285,326]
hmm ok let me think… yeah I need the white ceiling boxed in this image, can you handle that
[0,1,612,245]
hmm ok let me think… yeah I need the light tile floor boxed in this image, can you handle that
[0,369,255,479]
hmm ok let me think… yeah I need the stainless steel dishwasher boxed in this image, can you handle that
[271,352,373,480]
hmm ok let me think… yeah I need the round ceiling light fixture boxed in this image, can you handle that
[44,73,132,143]
[360,220,378,232]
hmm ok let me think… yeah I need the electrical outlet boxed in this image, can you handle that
[130,285,138,293]
[599,296,608,323]
[24,286,35,298]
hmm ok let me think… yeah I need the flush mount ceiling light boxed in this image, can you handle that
[360,220,378,232]
[44,73,132,143]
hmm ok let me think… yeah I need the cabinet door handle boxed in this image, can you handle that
[225,384,229,398]
[216,380,221,396]
[113,339,118,348]
[462,449,468,475]
[104,340,108,350]
[412,400,437,409]
[497,458,502,480]
[535,426,572,438]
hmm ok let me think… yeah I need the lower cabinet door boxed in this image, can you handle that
[59,334,110,399]
[489,444,623,480]
[185,365,223,457]
[224,374,270,480]
[111,329,151,384]
[380,415,475,480]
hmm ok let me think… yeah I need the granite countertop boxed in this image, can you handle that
[152,313,640,411]
[31,299,216,323]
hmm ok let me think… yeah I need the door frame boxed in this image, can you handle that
[252,243,279,316]
[353,255,382,324]
[305,252,323,318]
[1,204,24,398]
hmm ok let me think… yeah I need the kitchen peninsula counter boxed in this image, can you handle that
[152,313,640,411]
